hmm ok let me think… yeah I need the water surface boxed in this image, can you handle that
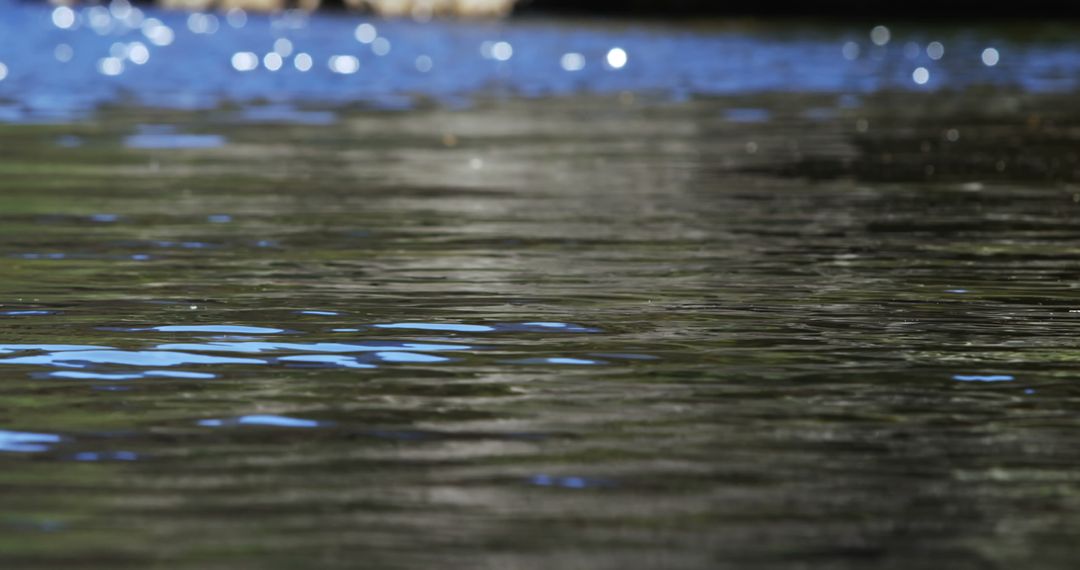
[1,7,1080,570]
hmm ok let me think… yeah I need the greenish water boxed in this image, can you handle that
[1,92,1079,569]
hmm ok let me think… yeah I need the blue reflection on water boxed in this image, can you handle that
[124,133,225,149]
[953,374,1015,382]
[157,340,470,353]
[0,344,112,354]
[279,354,375,368]
[0,320,612,379]
[49,370,217,380]
[73,450,138,461]
[0,0,1076,121]
[529,473,610,489]
[374,322,494,332]
[374,351,449,363]
[199,415,323,428]
[150,325,285,334]
[499,322,599,333]
[375,321,597,333]
[512,357,602,365]
[724,108,771,123]
[0,429,62,452]
[0,350,265,367]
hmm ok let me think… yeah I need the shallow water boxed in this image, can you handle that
[0,90,1078,568]
[2,3,1080,568]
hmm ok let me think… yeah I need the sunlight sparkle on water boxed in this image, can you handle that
[372,37,391,56]
[842,41,860,60]
[913,67,930,85]
[273,38,293,57]
[226,8,246,29]
[231,51,258,72]
[415,55,433,72]
[52,6,76,29]
[263,52,283,71]
[870,25,890,46]
[329,55,360,74]
[128,42,149,65]
[187,12,219,34]
[141,18,173,46]
[492,41,513,61]
[605,47,627,69]
[294,52,313,71]
[561,52,585,71]
[98,57,124,76]
[354,23,376,44]
[927,41,945,60]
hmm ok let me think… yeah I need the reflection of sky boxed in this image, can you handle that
[0,320,616,378]
[0,0,1078,120]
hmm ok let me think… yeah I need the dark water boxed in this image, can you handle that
[1,91,1079,569]
[2,2,1080,569]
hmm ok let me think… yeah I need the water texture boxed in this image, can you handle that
[0,4,1079,570]
[1,0,1080,120]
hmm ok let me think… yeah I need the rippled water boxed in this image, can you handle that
[2,4,1080,568]
[0,90,1077,568]
[1,0,1080,121]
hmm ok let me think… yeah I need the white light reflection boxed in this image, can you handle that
[52,6,76,29]
[605,47,627,69]
[982,47,999,66]
[187,13,219,35]
[231,51,258,72]
[87,6,112,35]
[927,41,944,60]
[372,37,391,56]
[329,55,359,74]
[97,57,124,76]
[0,63,7,82]
[912,67,930,85]
[492,41,512,61]
[121,6,143,28]
[870,25,890,46]
[226,8,247,29]
[263,52,283,71]
[273,38,293,57]
[842,41,860,60]
[294,52,312,72]
[109,0,132,21]
[128,42,149,65]
[560,52,585,71]
[415,55,432,72]
[142,19,174,47]
[354,23,376,44]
